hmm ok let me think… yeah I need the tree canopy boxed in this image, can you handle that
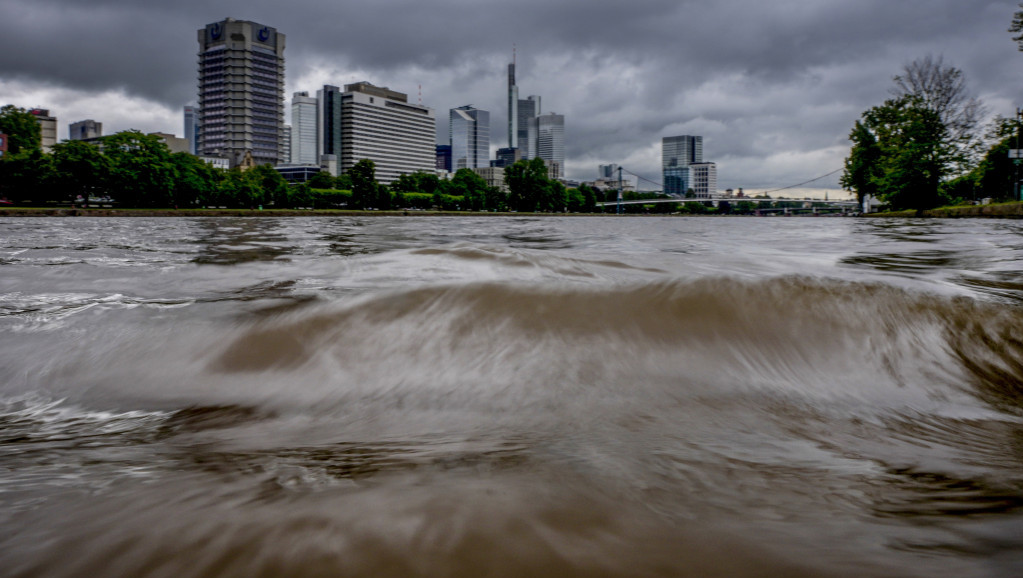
[842,96,952,210]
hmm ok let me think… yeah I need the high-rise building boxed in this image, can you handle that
[69,119,102,141]
[491,147,520,168]
[688,162,717,198]
[449,105,489,170]
[518,95,539,158]
[183,106,198,154]
[436,144,452,172]
[598,164,619,179]
[507,61,518,150]
[282,124,291,162]
[197,18,285,167]
[290,91,318,164]
[532,112,564,179]
[28,109,56,152]
[337,81,435,184]
[662,135,703,196]
[317,85,343,175]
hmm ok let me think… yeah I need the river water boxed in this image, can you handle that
[1,215,1022,577]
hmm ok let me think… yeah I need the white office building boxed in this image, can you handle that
[689,162,717,198]
[533,112,564,179]
[337,82,436,184]
[290,91,318,164]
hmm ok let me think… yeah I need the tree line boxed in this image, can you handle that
[841,51,1021,210]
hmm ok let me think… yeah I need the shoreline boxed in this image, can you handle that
[862,201,1023,219]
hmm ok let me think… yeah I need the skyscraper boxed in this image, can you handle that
[290,91,318,164]
[317,85,343,174]
[69,119,102,141]
[183,106,197,154]
[449,105,490,170]
[337,82,435,184]
[518,95,539,158]
[662,135,703,196]
[533,112,564,179]
[197,18,285,167]
[507,61,518,150]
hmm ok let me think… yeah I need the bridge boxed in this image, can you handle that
[594,196,859,215]
[592,166,857,215]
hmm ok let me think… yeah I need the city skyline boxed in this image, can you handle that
[3,1,1022,195]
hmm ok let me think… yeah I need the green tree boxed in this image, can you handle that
[349,158,377,209]
[375,183,393,210]
[505,157,550,212]
[840,120,882,206]
[540,179,568,212]
[103,131,175,207]
[0,105,42,156]
[168,152,219,208]
[219,168,262,208]
[307,170,335,190]
[50,140,110,207]
[969,116,1022,202]
[250,164,289,208]
[841,96,952,210]
[0,148,54,204]
[577,183,598,212]
[451,168,488,211]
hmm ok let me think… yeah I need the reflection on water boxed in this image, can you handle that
[193,218,296,264]
[2,216,1023,577]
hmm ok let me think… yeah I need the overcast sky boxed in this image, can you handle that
[2,0,1022,195]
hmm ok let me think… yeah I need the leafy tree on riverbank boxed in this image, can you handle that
[842,96,954,210]
[349,159,377,209]
[0,105,42,156]
[50,140,110,206]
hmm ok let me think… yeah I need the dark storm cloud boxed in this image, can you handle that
[2,0,1021,189]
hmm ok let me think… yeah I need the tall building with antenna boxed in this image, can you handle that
[507,51,518,150]
[506,48,541,160]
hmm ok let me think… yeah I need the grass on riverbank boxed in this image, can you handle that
[864,200,1023,219]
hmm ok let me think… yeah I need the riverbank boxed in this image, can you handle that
[864,201,1023,219]
[0,207,586,218]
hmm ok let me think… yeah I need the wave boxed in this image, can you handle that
[204,276,1021,412]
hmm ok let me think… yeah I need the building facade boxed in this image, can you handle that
[472,166,507,192]
[491,146,520,168]
[183,106,198,154]
[449,105,489,170]
[662,135,703,196]
[197,18,285,167]
[28,109,57,152]
[317,85,343,175]
[519,95,539,158]
[533,112,564,179]
[688,162,717,198]
[282,124,291,162]
[290,91,318,164]
[435,144,452,172]
[337,82,435,184]
[507,62,518,150]
[69,119,102,141]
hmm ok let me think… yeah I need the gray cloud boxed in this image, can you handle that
[1,0,1021,191]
